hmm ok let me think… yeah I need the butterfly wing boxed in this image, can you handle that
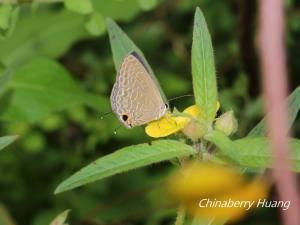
[110,53,167,128]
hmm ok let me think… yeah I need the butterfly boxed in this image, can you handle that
[110,52,168,128]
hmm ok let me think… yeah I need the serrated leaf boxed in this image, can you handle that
[0,135,18,151]
[49,209,70,225]
[55,140,196,193]
[106,18,144,70]
[205,130,300,172]
[248,86,300,136]
[106,18,167,102]
[191,7,217,121]
[0,58,109,123]
[64,0,93,15]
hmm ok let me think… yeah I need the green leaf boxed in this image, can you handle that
[248,87,300,136]
[0,4,13,30]
[0,69,12,96]
[0,9,89,67]
[232,137,300,171]
[0,135,18,151]
[106,18,144,70]
[93,0,141,22]
[64,0,93,15]
[49,209,70,225]
[205,130,300,172]
[85,11,105,36]
[204,130,240,164]
[137,0,158,11]
[0,4,19,40]
[0,2,144,67]
[0,58,109,123]
[106,18,167,102]
[191,7,217,121]
[55,140,195,193]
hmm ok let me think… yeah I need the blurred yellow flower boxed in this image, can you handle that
[166,162,269,223]
[145,102,220,138]
[167,163,244,200]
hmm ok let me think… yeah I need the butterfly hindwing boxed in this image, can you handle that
[110,52,167,128]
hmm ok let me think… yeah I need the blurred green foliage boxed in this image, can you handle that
[0,0,299,225]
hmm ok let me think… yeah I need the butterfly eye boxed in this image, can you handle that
[165,103,169,109]
[122,114,129,122]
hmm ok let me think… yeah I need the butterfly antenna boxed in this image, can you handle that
[113,124,123,135]
[168,94,194,103]
[100,111,113,120]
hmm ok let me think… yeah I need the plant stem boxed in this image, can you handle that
[259,0,300,224]
[174,206,185,225]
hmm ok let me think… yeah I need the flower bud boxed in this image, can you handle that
[214,111,238,136]
[182,119,208,141]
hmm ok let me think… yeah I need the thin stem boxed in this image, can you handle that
[174,205,185,225]
[258,0,300,224]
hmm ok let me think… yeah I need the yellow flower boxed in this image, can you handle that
[145,112,190,138]
[145,106,199,138]
[183,105,202,117]
[145,103,220,138]
[166,162,269,223]
[183,102,220,117]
